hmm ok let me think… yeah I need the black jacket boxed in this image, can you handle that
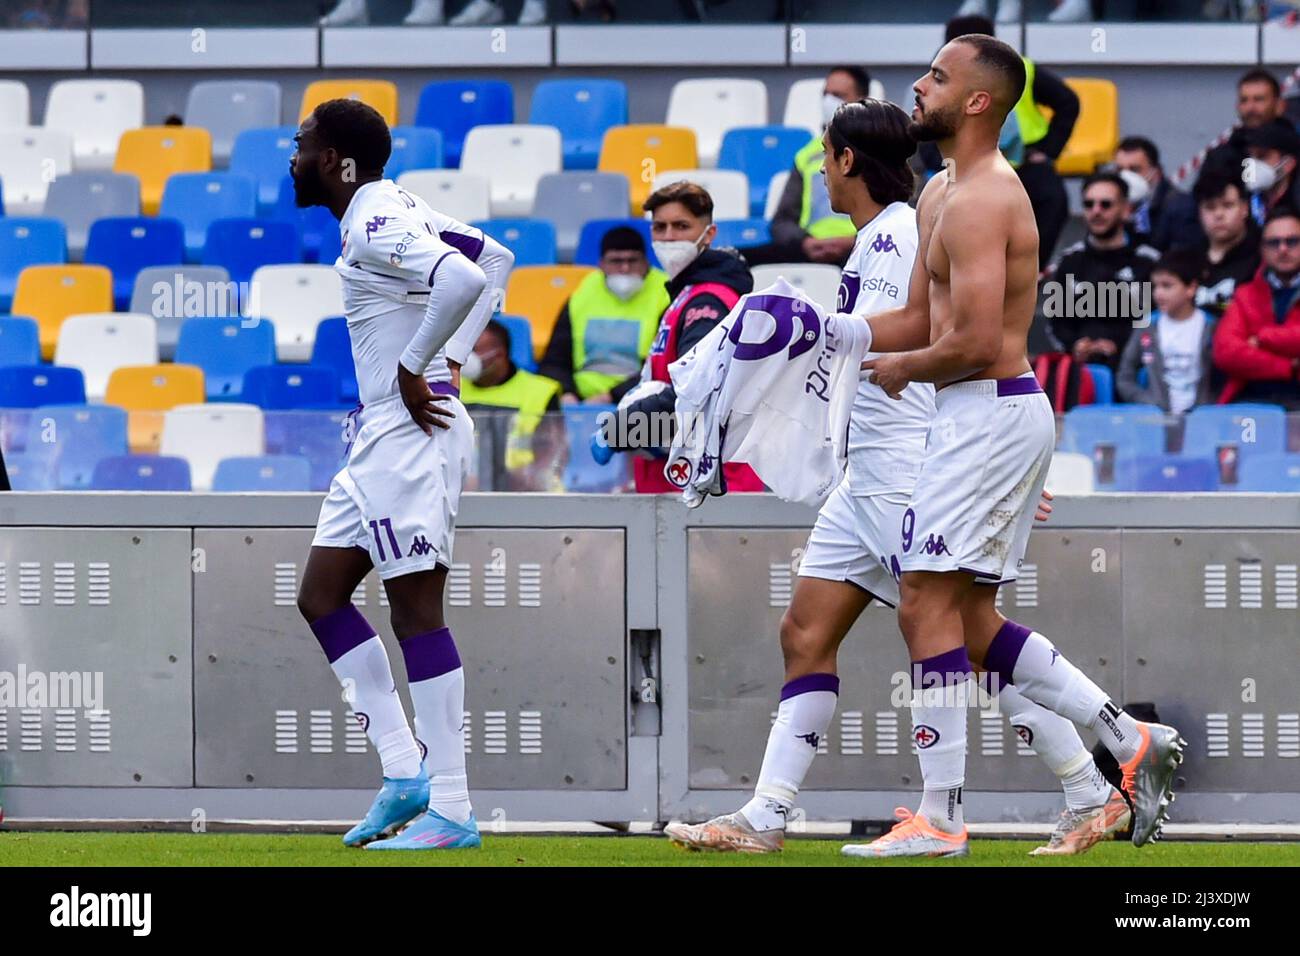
[1137,177,1203,251]
[1194,232,1261,320]
[1044,233,1161,364]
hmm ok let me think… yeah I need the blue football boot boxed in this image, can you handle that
[342,776,430,847]
[365,808,482,850]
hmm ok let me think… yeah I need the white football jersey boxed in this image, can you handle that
[837,200,936,496]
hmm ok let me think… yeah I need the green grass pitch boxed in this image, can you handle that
[2,832,1297,867]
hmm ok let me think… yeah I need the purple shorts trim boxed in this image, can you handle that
[400,626,462,682]
[430,381,459,398]
[983,619,1032,688]
[780,672,840,700]
[310,604,376,664]
[996,376,1043,397]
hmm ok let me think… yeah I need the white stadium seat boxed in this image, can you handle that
[0,79,30,130]
[43,79,145,171]
[783,76,889,136]
[750,263,842,312]
[1046,451,1096,495]
[460,124,563,218]
[395,169,491,224]
[160,403,265,492]
[246,264,344,363]
[666,78,767,168]
[0,127,74,216]
[54,313,159,401]
[764,170,790,221]
[652,168,750,221]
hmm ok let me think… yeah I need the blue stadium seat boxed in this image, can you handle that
[1181,403,1287,460]
[242,364,342,410]
[159,172,257,263]
[91,453,192,491]
[0,218,67,311]
[3,451,56,490]
[0,364,85,407]
[528,79,628,170]
[310,317,358,404]
[263,409,351,490]
[203,218,301,286]
[0,316,41,367]
[717,126,809,217]
[387,126,445,179]
[212,454,313,492]
[1122,454,1220,493]
[230,126,298,214]
[472,218,557,267]
[562,403,624,492]
[272,175,338,264]
[175,317,277,401]
[497,314,537,373]
[415,80,514,168]
[574,218,658,268]
[24,403,127,489]
[85,216,186,310]
[713,218,771,249]
[1060,403,1168,490]
[1084,363,1114,404]
[1238,453,1300,492]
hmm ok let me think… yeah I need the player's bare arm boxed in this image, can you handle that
[859,176,942,352]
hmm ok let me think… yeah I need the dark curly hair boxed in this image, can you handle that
[827,97,917,207]
[311,97,392,175]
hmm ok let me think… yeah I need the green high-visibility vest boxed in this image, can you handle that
[795,137,858,240]
[1013,56,1050,150]
[566,267,669,399]
[460,369,561,470]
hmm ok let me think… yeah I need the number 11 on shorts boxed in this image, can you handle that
[369,517,400,562]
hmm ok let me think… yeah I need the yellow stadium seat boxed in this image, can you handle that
[12,264,113,360]
[1054,78,1119,177]
[300,80,400,126]
[598,125,698,215]
[126,410,164,454]
[113,127,212,215]
[504,265,598,358]
[105,363,205,413]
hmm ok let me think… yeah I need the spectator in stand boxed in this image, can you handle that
[1117,249,1217,414]
[741,65,869,268]
[1190,68,1296,187]
[538,226,669,405]
[1112,136,1202,251]
[319,0,547,26]
[1212,206,1300,409]
[1241,122,1300,226]
[1045,172,1161,371]
[1191,171,1260,319]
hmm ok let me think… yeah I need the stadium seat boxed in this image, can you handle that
[106,364,205,414]
[749,263,842,312]
[414,80,514,169]
[11,264,113,360]
[598,126,697,215]
[496,314,538,374]
[231,126,298,213]
[394,170,491,223]
[562,404,626,492]
[1045,451,1095,494]
[54,313,159,401]
[387,126,446,179]
[0,317,40,368]
[666,78,767,168]
[1055,78,1120,177]
[1123,454,1219,493]
[0,79,29,129]
[246,264,344,362]
[473,218,557,267]
[532,172,631,261]
[0,365,85,408]
[461,124,563,217]
[203,218,301,286]
[212,454,313,492]
[2,452,55,490]
[528,78,628,170]
[241,364,341,410]
[24,403,128,490]
[263,408,351,491]
[573,218,656,268]
[1060,404,1168,488]
[651,168,750,220]
[84,216,186,310]
[43,79,144,170]
[175,316,277,401]
[0,128,73,215]
[160,172,258,262]
[270,174,338,263]
[310,317,358,404]
[113,127,213,216]
[130,265,237,360]
[0,218,67,312]
[1084,362,1115,404]
[300,79,399,126]
[504,265,597,360]
[781,77,889,136]
[764,170,790,220]
[316,217,343,266]
[90,453,192,491]
[42,171,141,260]
[713,218,771,249]
[160,402,264,491]
[718,126,808,217]
[184,80,283,166]
[1181,403,1287,460]
[1238,453,1300,492]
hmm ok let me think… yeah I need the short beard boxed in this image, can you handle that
[1090,222,1124,242]
[293,167,328,208]
[909,105,959,143]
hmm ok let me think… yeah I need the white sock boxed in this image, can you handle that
[998,681,1109,810]
[401,627,472,824]
[910,648,972,834]
[739,673,838,832]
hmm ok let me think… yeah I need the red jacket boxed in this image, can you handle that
[1212,268,1300,403]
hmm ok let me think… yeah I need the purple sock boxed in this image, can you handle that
[310,604,376,663]
[983,619,1032,689]
[400,626,462,682]
[780,672,840,700]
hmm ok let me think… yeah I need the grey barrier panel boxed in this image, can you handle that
[1122,530,1300,794]
[0,528,193,788]
[194,527,628,790]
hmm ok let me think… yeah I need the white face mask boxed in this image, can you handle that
[1243,157,1281,193]
[459,350,483,383]
[606,272,645,301]
[1117,168,1150,205]
[821,93,844,126]
[653,233,707,281]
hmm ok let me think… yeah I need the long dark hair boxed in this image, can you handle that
[826,97,916,207]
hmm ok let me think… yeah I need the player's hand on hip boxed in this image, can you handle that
[1034,488,1054,522]
[861,354,910,400]
[397,363,454,435]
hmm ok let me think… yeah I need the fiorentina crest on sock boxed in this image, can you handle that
[914,724,940,749]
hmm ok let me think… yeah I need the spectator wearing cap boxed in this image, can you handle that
[1191,68,1296,187]
[1212,206,1300,409]
[538,226,669,405]
[1241,121,1300,226]
[1113,136,1202,251]
[1190,171,1260,319]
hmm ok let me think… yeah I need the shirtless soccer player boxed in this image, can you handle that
[291,99,514,850]
[844,35,1184,859]
[665,99,1129,857]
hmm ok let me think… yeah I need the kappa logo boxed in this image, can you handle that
[364,215,391,240]
[407,535,434,557]
[666,457,692,487]
[1013,724,1033,746]
[354,711,370,733]
[797,731,820,750]
[870,232,901,256]
[919,533,952,556]
[914,724,940,749]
